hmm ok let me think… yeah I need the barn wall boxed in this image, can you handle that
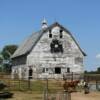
[27,26,84,78]
[11,55,28,79]
[12,55,27,66]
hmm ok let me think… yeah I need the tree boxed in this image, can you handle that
[97,67,100,72]
[1,45,18,73]
[1,45,18,60]
[84,67,100,74]
[0,54,3,64]
[0,53,4,72]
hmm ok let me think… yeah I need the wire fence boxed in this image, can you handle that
[0,74,64,92]
[0,73,100,91]
[0,73,100,100]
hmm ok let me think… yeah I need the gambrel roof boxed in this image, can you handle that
[11,22,86,58]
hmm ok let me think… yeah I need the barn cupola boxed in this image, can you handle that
[41,18,48,30]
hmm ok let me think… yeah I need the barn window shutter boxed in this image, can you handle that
[49,29,52,38]
[60,29,63,38]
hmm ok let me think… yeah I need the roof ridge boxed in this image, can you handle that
[11,22,86,58]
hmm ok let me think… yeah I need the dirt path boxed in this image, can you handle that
[8,91,100,100]
[71,92,100,100]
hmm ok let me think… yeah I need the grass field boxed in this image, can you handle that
[0,78,64,93]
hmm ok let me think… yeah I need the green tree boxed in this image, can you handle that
[1,45,18,73]
[97,67,100,72]
[1,45,18,59]
[0,53,4,72]
[0,54,3,64]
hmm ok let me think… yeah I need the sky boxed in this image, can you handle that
[0,0,100,71]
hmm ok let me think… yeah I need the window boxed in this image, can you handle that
[60,30,63,38]
[49,33,52,38]
[50,39,63,53]
[60,33,63,38]
[42,68,48,73]
[49,29,52,38]
[46,68,48,71]
[67,67,70,73]
[55,67,61,74]
[75,57,83,64]
[42,68,45,73]
[29,68,33,79]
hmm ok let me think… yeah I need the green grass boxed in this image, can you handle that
[0,79,64,93]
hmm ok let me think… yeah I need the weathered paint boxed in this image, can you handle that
[26,26,84,79]
[12,25,85,79]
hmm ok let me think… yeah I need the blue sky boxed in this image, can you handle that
[0,0,100,71]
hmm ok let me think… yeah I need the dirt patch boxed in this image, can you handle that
[8,91,43,100]
[71,92,100,100]
[7,91,100,100]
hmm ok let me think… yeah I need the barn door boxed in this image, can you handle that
[28,68,33,79]
[55,67,61,74]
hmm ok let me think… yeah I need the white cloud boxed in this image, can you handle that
[96,54,100,59]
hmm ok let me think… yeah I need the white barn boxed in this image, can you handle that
[11,20,86,79]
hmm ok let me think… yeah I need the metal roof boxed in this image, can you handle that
[11,30,44,58]
[11,22,86,58]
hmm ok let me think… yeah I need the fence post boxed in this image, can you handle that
[96,80,99,91]
[18,79,21,91]
[63,91,71,100]
[71,72,73,81]
[43,87,47,100]
[43,78,48,100]
[28,78,31,90]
